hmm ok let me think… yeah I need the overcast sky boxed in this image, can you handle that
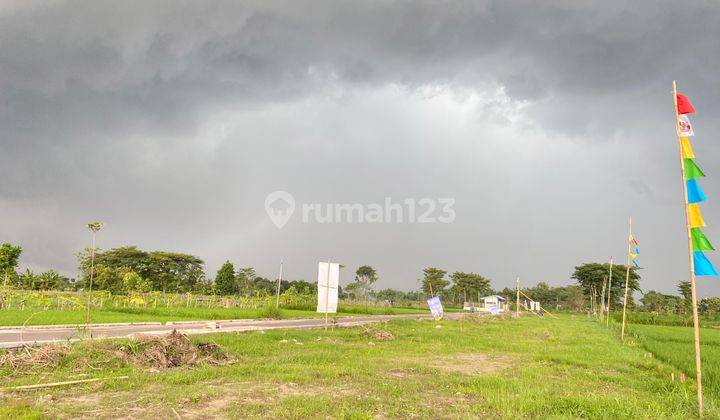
[2,1,720,296]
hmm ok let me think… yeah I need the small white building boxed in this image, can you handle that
[464,295,507,312]
[482,295,506,307]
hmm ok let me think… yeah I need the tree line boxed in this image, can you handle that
[4,240,719,314]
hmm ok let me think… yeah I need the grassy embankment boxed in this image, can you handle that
[0,314,714,418]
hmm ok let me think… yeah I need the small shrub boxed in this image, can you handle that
[258,305,284,319]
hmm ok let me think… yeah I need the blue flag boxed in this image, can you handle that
[694,251,718,276]
[687,179,707,203]
[632,260,639,268]
[634,247,640,255]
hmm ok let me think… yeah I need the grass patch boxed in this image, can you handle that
[0,305,428,327]
[0,314,715,418]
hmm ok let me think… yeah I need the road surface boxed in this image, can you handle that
[0,313,463,348]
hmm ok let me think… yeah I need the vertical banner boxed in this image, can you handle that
[427,296,443,319]
[316,262,340,313]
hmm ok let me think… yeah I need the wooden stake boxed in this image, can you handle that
[4,376,129,391]
[515,277,520,318]
[599,275,607,322]
[621,217,633,341]
[674,80,703,417]
[606,257,614,326]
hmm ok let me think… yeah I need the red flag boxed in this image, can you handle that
[677,93,696,114]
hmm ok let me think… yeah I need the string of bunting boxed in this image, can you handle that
[677,93,718,276]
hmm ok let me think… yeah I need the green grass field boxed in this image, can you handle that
[628,322,720,401]
[1,314,715,419]
[0,305,428,327]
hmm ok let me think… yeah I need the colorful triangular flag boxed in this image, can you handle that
[694,251,718,276]
[685,159,706,179]
[629,235,639,246]
[691,228,715,251]
[688,204,706,227]
[634,247,640,255]
[678,115,695,137]
[687,179,707,203]
[677,93,696,115]
[680,137,695,159]
[632,260,639,268]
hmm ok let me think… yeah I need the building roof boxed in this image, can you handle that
[482,295,506,301]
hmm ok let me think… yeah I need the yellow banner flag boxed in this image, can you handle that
[681,136,695,159]
[688,203,706,227]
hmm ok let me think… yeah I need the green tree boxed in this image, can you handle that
[572,262,640,306]
[215,261,237,295]
[640,290,681,314]
[236,267,257,297]
[37,270,71,291]
[77,246,205,293]
[450,271,492,303]
[700,298,720,318]
[678,281,692,314]
[122,271,153,293]
[421,267,448,297]
[0,243,22,287]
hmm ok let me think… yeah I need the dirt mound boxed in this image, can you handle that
[361,323,395,341]
[115,330,234,370]
[0,344,70,370]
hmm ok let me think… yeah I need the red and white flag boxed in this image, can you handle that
[678,114,694,137]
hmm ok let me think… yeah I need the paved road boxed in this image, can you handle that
[0,313,462,348]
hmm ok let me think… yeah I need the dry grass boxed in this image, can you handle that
[0,344,70,370]
[113,330,235,370]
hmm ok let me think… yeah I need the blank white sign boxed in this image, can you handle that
[317,262,340,313]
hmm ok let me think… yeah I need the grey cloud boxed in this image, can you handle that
[1,1,720,297]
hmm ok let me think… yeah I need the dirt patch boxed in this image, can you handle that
[429,353,513,375]
[114,330,235,370]
[0,344,70,370]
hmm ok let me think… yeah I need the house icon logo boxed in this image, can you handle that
[265,191,295,229]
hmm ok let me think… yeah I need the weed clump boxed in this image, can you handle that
[361,323,395,341]
[258,306,284,320]
[115,330,234,369]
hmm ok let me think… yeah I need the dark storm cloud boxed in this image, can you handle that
[2,1,720,296]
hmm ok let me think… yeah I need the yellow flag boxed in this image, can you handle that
[629,252,638,259]
[688,204,706,227]
[681,136,695,159]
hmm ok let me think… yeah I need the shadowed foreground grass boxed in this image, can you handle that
[0,315,714,419]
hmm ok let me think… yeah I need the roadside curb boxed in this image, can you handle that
[0,321,164,331]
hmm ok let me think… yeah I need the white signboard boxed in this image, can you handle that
[427,296,443,319]
[316,262,340,314]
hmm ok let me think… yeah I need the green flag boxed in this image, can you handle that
[692,227,715,251]
[684,158,705,180]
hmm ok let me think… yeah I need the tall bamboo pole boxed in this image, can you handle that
[674,80,703,416]
[515,277,520,318]
[599,276,607,322]
[621,217,633,340]
[606,257,614,327]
